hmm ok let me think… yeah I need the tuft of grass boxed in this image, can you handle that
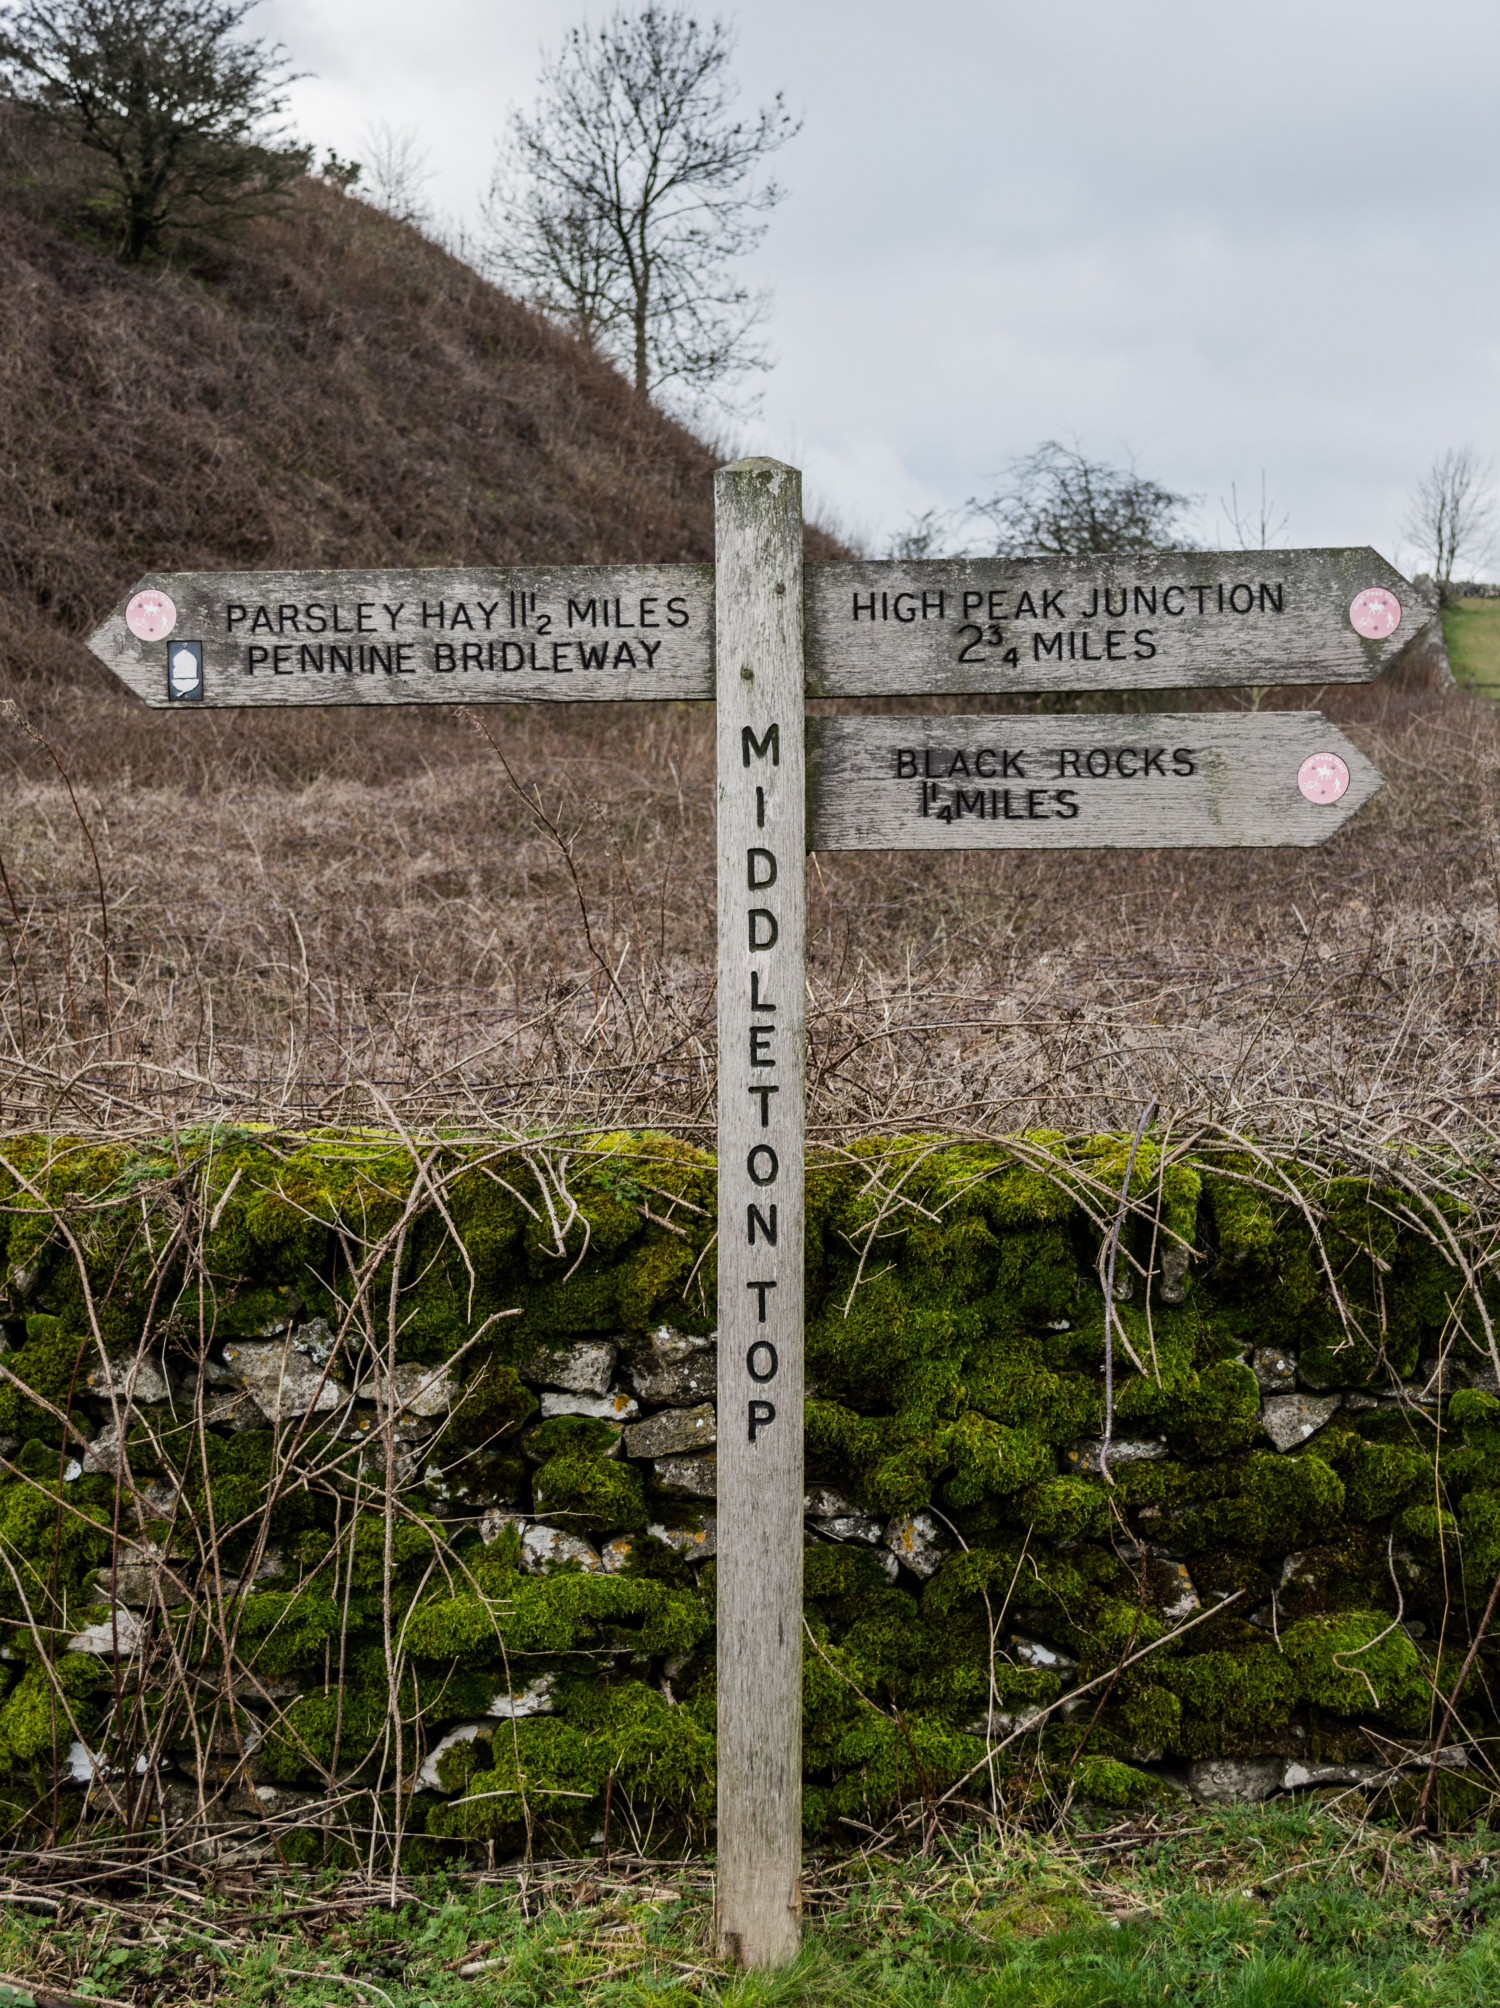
[2,1805,1500,2005]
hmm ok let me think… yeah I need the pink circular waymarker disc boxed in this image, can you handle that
[125,590,177,641]
[1298,752,1350,805]
[1349,587,1401,639]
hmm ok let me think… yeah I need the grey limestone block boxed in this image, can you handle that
[66,1606,144,1657]
[1187,1756,1285,1804]
[882,1510,948,1579]
[511,1339,617,1396]
[88,1540,192,1608]
[1008,1635,1077,1679]
[540,1388,639,1422]
[811,1510,884,1546]
[200,1388,270,1433]
[805,1488,883,1544]
[1065,1438,1166,1474]
[1418,1354,1458,1397]
[80,1421,127,1476]
[961,1704,1048,1740]
[1281,1759,1379,1790]
[1261,1393,1341,1452]
[600,1532,635,1572]
[1154,1561,1201,1621]
[488,1674,556,1719]
[226,1780,324,1820]
[216,1546,287,1596]
[221,1335,348,1419]
[1158,1240,1191,1303]
[623,1402,716,1460]
[1250,1346,1297,1392]
[651,1452,717,1498]
[85,1355,174,1405]
[341,1406,434,1447]
[518,1524,602,1574]
[648,1513,717,1563]
[619,1325,717,1406]
[478,1507,528,1546]
[356,1361,460,1418]
[415,1722,489,1791]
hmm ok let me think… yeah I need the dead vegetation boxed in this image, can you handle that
[0,670,1493,1148]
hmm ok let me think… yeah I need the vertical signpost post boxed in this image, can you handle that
[713,459,806,1969]
[87,475,1425,1974]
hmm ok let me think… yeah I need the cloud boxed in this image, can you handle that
[261,0,1500,562]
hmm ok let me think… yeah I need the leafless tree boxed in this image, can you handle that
[483,6,798,407]
[361,121,432,227]
[886,508,959,561]
[1219,472,1289,550]
[969,441,1198,558]
[1403,448,1496,600]
[0,0,304,262]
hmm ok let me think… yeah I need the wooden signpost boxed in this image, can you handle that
[803,548,1415,696]
[87,459,1423,1971]
[808,711,1381,851]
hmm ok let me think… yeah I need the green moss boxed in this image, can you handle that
[1016,1477,1109,1542]
[1160,1646,1298,1751]
[1069,1754,1161,1807]
[0,1321,90,1437]
[1281,1611,1426,1723]
[942,1415,1053,1507]
[532,1451,646,1530]
[0,1478,110,1631]
[815,1711,985,1832]
[0,1125,1490,1835]
[1162,1359,1263,1458]
[0,1655,100,1767]
[233,1588,345,1676]
[1182,1452,1346,1555]
[1340,1439,1431,1520]
[403,1573,710,1662]
[1116,1684,1181,1757]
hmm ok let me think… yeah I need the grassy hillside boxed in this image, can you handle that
[1443,598,1500,696]
[0,110,843,726]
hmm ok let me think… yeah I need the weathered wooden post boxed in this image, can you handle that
[713,458,806,1969]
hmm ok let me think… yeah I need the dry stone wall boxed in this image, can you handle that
[0,1128,1496,1866]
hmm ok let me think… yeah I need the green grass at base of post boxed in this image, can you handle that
[1442,598,1500,694]
[3,1805,1500,2006]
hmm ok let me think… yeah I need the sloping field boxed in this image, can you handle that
[1444,598,1500,697]
[0,674,1495,1148]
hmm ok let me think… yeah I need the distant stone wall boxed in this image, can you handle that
[0,1130,1495,1864]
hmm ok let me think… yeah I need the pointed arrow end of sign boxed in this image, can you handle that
[86,578,174,705]
[1297,715,1383,826]
[1359,549,1439,657]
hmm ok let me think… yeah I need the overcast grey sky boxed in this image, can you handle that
[260,0,1500,566]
